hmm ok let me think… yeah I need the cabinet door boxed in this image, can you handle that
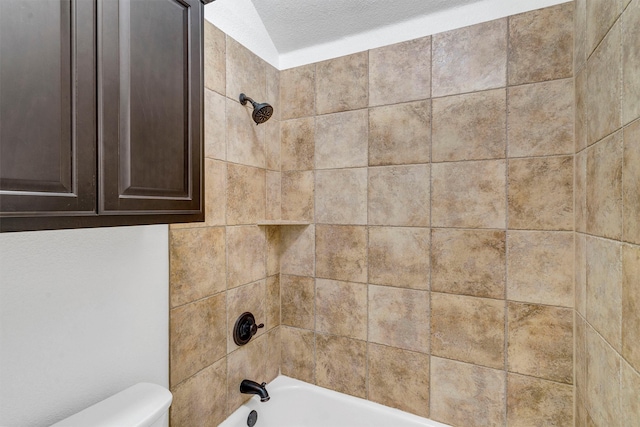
[0,0,96,217]
[99,0,203,216]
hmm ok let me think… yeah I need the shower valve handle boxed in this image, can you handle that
[250,322,264,336]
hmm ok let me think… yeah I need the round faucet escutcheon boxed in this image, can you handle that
[233,312,264,346]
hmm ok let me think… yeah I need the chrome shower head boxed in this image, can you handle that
[239,93,273,125]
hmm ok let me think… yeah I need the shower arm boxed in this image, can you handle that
[239,93,256,106]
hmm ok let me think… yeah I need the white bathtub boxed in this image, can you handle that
[219,376,450,427]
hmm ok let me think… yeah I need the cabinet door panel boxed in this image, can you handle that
[99,0,203,215]
[0,0,96,216]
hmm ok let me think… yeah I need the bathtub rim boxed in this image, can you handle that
[219,374,451,427]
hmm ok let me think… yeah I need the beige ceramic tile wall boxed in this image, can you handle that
[278,3,576,426]
[168,22,282,427]
[168,1,640,425]
[574,0,640,425]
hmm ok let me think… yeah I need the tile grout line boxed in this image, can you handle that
[365,47,371,402]
[279,78,574,123]
[617,4,629,411]
[428,33,434,420]
[312,61,318,387]
[573,22,579,422]
[504,18,511,427]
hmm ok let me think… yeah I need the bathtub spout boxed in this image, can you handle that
[240,379,270,402]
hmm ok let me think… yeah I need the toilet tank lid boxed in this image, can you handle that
[50,383,172,427]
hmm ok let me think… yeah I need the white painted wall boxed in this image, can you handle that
[0,225,169,427]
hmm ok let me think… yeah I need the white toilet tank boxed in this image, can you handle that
[50,383,172,427]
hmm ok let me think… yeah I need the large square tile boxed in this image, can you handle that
[576,233,588,317]
[204,89,226,160]
[280,326,315,383]
[265,327,281,383]
[576,150,588,233]
[368,344,430,418]
[281,117,314,171]
[226,163,265,225]
[586,236,623,351]
[281,171,314,222]
[226,226,266,289]
[508,3,574,85]
[587,21,622,145]
[623,0,640,124]
[280,225,315,277]
[432,19,507,97]
[432,89,506,162]
[315,110,368,169]
[316,52,368,115]
[431,293,505,369]
[368,227,430,290]
[586,325,621,427]
[170,358,226,427]
[575,315,588,403]
[507,302,573,384]
[369,101,431,166]
[430,357,506,427]
[266,171,281,220]
[204,21,225,95]
[315,225,367,283]
[315,334,367,398]
[266,275,280,330]
[265,226,281,277]
[507,79,574,157]
[368,285,429,353]
[170,227,226,308]
[622,243,640,371]
[576,67,588,152]
[315,168,367,225]
[587,131,623,240]
[368,165,430,226]
[431,229,506,299]
[506,373,574,427]
[369,36,431,106]
[316,278,367,340]
[281,275,315,330]
[280,64,315,120]
[508,156,573,230]
[432,160,506,228]
[226,37,265,104]
[575,0,587,72]
[170,294,226,386]
[623,120,640,244]
[265,118,280,171]
[621,359,640,426]
[507,231,574,307]
[586,0,623,56]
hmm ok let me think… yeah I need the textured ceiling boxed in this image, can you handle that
[205,0,570,69]
[250,0,479,54]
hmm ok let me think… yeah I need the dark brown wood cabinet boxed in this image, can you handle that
[0,0,206,232]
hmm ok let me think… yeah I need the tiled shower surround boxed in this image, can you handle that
[574,0,640,425]
[277,3,576,425]
[168,22,283,426]
[168,1,640,426]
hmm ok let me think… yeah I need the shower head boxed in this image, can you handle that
[239,93,274,125]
